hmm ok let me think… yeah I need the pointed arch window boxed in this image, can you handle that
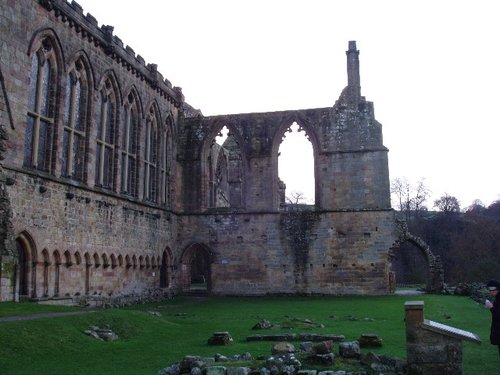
[159,117,173,206]
[62,59,88,181]
[120,93,139,197]
[95,79,117,189]
[24,38,58,172]
[144,106,159,202]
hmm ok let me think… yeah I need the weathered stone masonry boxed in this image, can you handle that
[0,0,401,301]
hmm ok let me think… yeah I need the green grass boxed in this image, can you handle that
[0,295,495,375]
[0,301,79,317]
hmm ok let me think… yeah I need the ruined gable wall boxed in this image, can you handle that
[179,101,390,212]
[176,76,396,294]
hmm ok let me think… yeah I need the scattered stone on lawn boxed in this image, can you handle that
[359,351,380,366]
[297,370,317,375]
[312,340,333,354]
[246,334,344,342]
[208,332,234,345]
[157,363,180,375]
[358,333,383,348]
[272,342,296,355]
[205,366,227,375]
[338,341,361,359]
[157,349,406,375]
[265,353,302,373]
[252,319,274,330]
[304,353,335,366]
[297,334,345,342]
[299,341,314,353]
[84,326,118,341]
[147,310,162,317]
[227,367,251,375]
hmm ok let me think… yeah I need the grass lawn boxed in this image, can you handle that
[0,294,495,375]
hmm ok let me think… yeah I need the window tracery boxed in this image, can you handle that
[95,79,117,189]
[24,38,58,172]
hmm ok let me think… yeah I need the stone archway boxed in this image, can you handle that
[389,220,444,293]
[180,243,212,293]
[15,232,38,299]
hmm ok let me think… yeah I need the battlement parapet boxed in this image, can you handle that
[38,0,184,107]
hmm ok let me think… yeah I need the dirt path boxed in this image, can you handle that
[0,295,207,322]
[0,310,96,322]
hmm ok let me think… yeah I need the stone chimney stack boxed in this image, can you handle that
[346,40,361,103]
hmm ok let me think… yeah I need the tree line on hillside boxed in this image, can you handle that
[391,178,500,284]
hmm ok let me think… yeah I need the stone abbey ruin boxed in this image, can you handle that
[0,0,444,302]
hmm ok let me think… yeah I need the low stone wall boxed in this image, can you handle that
[74,288,172,308]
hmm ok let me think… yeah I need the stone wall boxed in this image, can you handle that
[177,210,396,295]
[0,64,17,301]
[0,0,398,301]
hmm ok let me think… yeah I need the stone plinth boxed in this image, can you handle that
[404,301,481,375]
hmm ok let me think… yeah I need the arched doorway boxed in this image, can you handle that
[15,232,37,299]
[16,240,29,297]
[389,221,444,293]
[180,243,212,293]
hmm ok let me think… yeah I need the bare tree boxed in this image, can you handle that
[412,179,430,218]
[391,177,430,221]
[286,191,306,205]
[434,193,460,214]
[391,177,411,213]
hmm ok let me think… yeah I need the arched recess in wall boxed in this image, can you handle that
[271,115,319,210]
[84,252,91,295]
[160,248,173,288]
[201,123,246,210]
[15,231,38,298]
[180,243,213,292]
[41,249,50,297]
[53,250,61,296]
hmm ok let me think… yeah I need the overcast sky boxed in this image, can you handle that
[76,0,500,209]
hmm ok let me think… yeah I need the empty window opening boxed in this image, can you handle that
[209,125,243,208]
[278,122,314,205]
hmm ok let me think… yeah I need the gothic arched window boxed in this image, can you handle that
[120,92,139,197]
[144,106,159,202]
[24,38,58,172]
[62,58,89,181]
[95,79,117,189]
[159,116,173,206]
